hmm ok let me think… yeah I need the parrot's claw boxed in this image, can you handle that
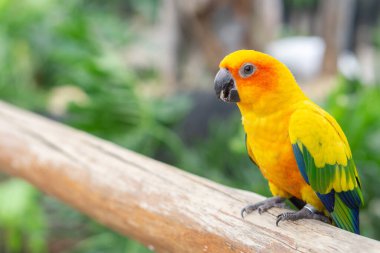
[276,204,331,226]
[241,196,286,218]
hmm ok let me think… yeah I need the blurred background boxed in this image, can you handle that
[0,0,380,252]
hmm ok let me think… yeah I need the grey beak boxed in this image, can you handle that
[214,68,240,103]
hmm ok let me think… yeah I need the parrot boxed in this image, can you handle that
[214,50,363,234]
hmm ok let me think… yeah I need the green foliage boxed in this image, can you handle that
[41,197,152,253]
[67,88,191,163]
[0,179,46,253]
[65,230,151,253]
[284,0,318,10]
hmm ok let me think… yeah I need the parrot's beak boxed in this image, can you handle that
[214,68,240,103]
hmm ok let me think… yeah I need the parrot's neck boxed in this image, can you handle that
[237,82,308,118]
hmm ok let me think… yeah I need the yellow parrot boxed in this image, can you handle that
[214,50,363,234]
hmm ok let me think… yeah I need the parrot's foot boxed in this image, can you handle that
[276,204,331,226]
[241,196,286,218]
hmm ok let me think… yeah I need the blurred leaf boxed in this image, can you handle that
[0,179,47,253]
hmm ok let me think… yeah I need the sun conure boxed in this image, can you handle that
[214,50,363,234]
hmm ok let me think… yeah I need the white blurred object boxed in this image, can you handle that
[338,51,361,81]
[357,45,376,84]
[266,36,325,82]
[48,85,89,116]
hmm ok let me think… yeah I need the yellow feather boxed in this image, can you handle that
[341,169,347,190]
[334,167,342,192]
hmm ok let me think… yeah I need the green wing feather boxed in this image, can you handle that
[289,105,363,234]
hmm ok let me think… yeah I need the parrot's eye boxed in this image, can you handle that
[239,63,256,78]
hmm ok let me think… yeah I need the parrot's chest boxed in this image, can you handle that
[243,114,301,189]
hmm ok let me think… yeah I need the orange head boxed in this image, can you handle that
[214,50,306,114]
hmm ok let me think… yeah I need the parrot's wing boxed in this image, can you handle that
[289,107,363,234]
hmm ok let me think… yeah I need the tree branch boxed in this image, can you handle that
[0,101,378,252]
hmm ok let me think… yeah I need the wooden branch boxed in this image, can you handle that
[0,101,378,253]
